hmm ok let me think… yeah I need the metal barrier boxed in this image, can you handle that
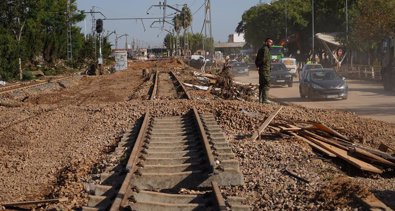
[339,65,382,80]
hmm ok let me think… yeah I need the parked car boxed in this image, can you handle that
[270,63,293,87]
[280,58,298,76]
[229,62,249,76]
[300,63,323,79]
[299,68,348,99]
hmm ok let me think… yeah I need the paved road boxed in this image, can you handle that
[234,70,395,124]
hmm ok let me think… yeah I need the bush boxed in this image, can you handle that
[22,71,35,81]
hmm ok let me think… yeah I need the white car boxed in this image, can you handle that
[281,58,298,76]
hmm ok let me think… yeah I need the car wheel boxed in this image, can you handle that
[288,79,293,87]
[307,90,313,99]
[299,87,305,98]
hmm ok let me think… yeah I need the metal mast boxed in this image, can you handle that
[67,0,72,62]
[311,0,315,62]
[202,0,213,58]
[91,6,97,60]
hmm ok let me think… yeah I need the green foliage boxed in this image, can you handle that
[22,71,34,80]
[164,32,214,54]
[238,0,395,60]
[173,14,182,34]
[0,0,109,81]
[181,5,192,29]
[349,0,395,52]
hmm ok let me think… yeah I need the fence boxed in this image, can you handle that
[339,64,382,81]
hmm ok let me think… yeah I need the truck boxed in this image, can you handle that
[270,45,284,62]
[381,36,395,92]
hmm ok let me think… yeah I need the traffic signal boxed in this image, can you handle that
[96,19,103,33]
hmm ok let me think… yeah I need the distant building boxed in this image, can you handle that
[228,33,245,43]
[214,33,248,56]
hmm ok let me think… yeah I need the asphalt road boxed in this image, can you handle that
[234,70,395,124]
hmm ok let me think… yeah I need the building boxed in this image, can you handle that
[214,33,248,56]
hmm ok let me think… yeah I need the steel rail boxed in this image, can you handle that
[193,107,216,173]
[149,70,159,100]
[0,76,73,95]
[170,71,192,100]
[109,111,151,211]
[84,109,246,211]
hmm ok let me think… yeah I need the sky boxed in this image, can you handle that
[75,0,270,48]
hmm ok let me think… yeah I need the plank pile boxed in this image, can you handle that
[252,107,395,174]
[274,122,395,174]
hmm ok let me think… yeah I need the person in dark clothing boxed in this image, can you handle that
[255,38,273,103]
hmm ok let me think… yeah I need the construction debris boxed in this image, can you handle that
[1,198,68,208]
[283,168,310,184]
[251,106,283,141]
[258,120,395,174]
[192,67,256,101]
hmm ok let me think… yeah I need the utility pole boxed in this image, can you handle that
[115,33,128,49]
[346,0,348,43]
[202,0,213,60]
[91,6,97,61]
[285,0,288,42]
[67,0,72,63]
[311,0,315,62]
[162,0,167,30]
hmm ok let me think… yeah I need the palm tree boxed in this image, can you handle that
[180,4,192,55]
[173,14,182,55]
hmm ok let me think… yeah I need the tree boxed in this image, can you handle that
[172,14,182,55]
[238,0,356,61]
[0,0,99,81]
[349,0,395,53]
[180,4,192,54]
[2,0,36,79]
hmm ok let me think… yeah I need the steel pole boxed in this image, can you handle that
[312,0,315,62]
[346,0,350,68]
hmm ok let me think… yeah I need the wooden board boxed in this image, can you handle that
[352,147,395,167]
[251,106,283,141]
[288,132,337,158]
[360,194,393,211]
[302,130,349,150]
[308,138,383,174]
[313,122,350,141]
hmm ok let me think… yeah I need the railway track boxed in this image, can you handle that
[150,70,191,100]
[0,76,72,96]
[83,108,249,211]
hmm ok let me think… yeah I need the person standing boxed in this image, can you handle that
[255,38,273,103]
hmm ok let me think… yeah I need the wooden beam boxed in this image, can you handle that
[359,193,393,211]
[301,130,349,150]
[284,168,310,183]
[2,198,68,207]
[308,138,383,174]
[313,122,350,141]
[287,131,337,157]
[251,106,283,141]
[378,142,395,153]
[350,147,395,167]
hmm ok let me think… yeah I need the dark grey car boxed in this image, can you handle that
[229,62,249,76]
[299,68,348,99]
[270,63,293,87]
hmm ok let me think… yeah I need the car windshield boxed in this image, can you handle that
[310,70,339,81]
[270,47,283,55]
[305,64,323,70]
[271,64,286,71]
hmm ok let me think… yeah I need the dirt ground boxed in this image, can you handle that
[0,58,394,210]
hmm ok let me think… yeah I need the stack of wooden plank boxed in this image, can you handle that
[272,122,395,174]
